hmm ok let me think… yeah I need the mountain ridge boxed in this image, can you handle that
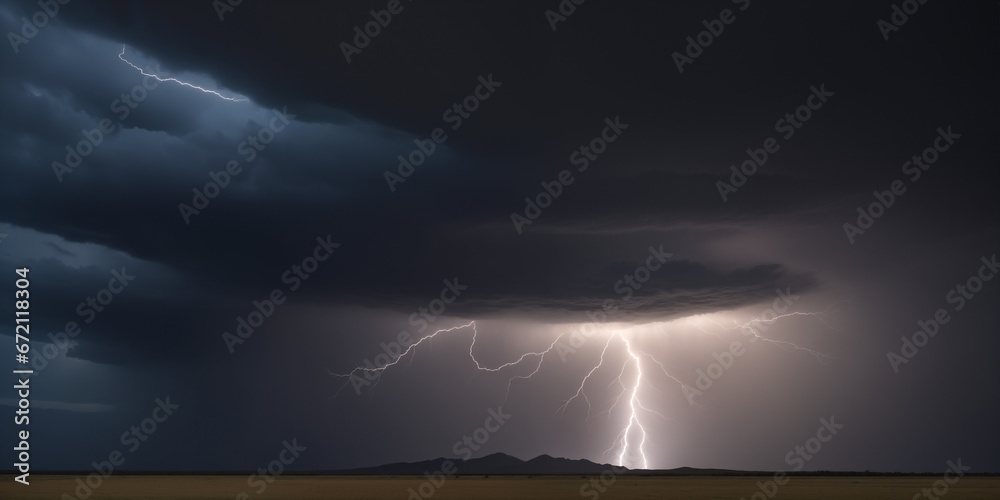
[332,452,741,475]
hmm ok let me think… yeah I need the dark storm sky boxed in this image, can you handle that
[0,0,997,474]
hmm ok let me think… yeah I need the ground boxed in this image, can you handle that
[3,475,999,499]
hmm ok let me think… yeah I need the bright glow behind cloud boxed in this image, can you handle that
[332,304,842,469]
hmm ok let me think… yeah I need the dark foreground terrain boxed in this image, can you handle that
[3,475,1000,499]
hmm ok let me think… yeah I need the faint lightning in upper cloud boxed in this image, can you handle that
[720,300,849,364]
[735,312,835,363]
[117,45,248,102]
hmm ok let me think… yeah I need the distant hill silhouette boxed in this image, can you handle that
[7,457,999,476]
[333,453,742,476]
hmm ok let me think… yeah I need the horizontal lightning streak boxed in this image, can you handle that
[117,45,247,102]
[736,311,836,363]
[329,321,477,396]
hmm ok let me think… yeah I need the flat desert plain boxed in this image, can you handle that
[3,475,1000,499]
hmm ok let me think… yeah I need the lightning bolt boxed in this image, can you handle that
[709,300,849,364]
[640,350,705,410]
[117,45,248,102]
[735,312,834,363]
[559,332,681,469]
[556,334,616,417]
[329,321,479,396]
[331,303,842,469]
[616,333,648,469]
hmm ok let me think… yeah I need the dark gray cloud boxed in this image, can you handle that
[0,0,996,476]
